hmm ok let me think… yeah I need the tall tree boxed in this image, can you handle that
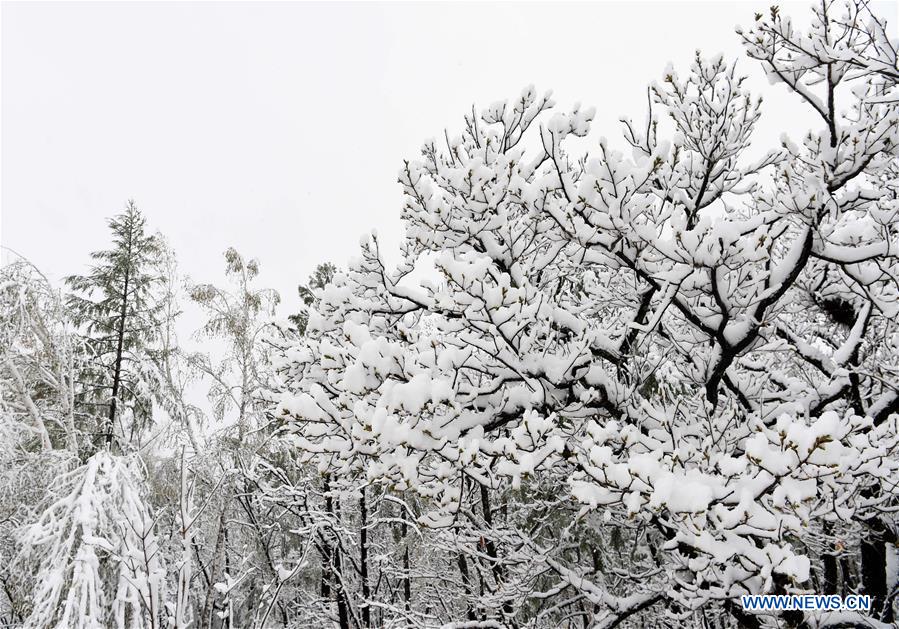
[188,249,286,626]
[189,247,280,442]
[274,2,899,627]
[66,200,166,450]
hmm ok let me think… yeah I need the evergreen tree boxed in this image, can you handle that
[66,201,166,450]
[288,261,336,335]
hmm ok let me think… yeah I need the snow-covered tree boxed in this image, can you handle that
[189,247,280,442]
[14,451,164,629]
[66,201,168,450]
[1,256,83,453]
[150,241,205,454]
[274,2,899,627]
[0,256,88,621]
[4,3,899,628]
[186,248,292,627]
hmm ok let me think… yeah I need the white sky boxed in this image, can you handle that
[2,0,897,319]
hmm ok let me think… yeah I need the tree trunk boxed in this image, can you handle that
[175,448,194,629]
[360,486,371,627]
[320,476,332,601]
[201,509,227,629]
[402,519,411,615]
[4,358,52,451]
[457,552,476,621]
[332,534,350,629]
[822,522,838,595]
[321,476,350,629]
[237,355,248,443]
[481,484,517,622]
[107,244,131,448]
[860,517,892,621]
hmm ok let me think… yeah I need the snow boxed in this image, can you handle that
[5,2,899,626]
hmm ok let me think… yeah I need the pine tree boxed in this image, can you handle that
[66,201,166,450]
[288,262,336,336]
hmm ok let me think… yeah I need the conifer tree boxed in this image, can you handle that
[66,201,166,450]
[288,262,336,335]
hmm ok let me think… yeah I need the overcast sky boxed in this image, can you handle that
[2,1,896,318]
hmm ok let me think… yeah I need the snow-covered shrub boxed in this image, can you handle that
[14,452,165,629]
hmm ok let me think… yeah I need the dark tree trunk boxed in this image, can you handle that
[860,517,892,621]
[107,253,131,447]
[359,486,371,627]
[332,538,350,629]
[839,555,852,598]
[822,523,838,595]
[321,477,350,629]
[457,553,476,621]
[402,522,411,615]
[479,484,502,584]
[479,484,516,623]
[320,476,333,600]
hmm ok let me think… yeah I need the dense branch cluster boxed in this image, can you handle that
[275,2,899,627]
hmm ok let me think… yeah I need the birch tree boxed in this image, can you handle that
[189,247,280,443]
[1,257,82,453]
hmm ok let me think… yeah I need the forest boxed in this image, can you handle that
[1,1,899,628]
